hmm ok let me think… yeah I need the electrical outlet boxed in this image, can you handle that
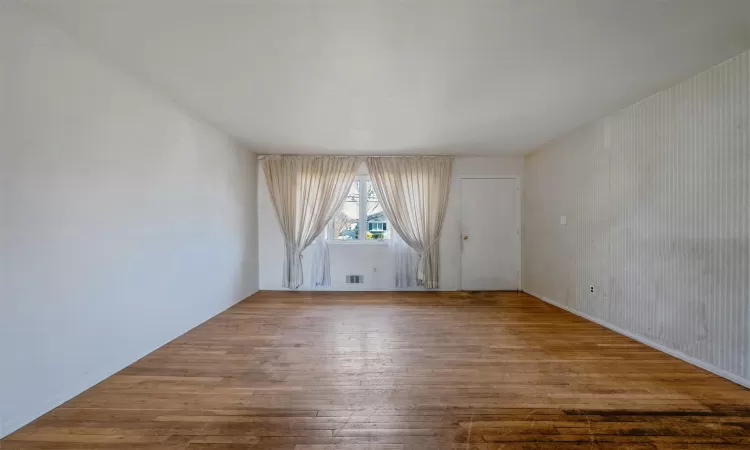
[589,285,595,294]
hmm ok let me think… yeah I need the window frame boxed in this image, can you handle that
[327,175,389,244]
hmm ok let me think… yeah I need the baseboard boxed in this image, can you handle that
[1,360,126,439]
[524,290,750,390]
[0,290,256,439]
[259,287,457,292]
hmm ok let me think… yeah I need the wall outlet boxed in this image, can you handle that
[589,285,595,294]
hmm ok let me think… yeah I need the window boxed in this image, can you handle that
[330,176,388,241]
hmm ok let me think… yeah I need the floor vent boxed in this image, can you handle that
[346,275,364,284]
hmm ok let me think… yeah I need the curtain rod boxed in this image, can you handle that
[257,155,456,159]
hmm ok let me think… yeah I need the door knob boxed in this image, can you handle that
[463,236,468,240]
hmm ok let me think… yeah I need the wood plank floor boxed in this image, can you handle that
[3,291,750,449]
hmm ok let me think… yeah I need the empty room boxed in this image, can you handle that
[1,0,749,448]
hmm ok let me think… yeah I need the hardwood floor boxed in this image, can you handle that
[3,291,750,449]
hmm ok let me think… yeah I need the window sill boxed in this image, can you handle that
[327,240,389,246]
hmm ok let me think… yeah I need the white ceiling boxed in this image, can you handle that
[24,0,750,155]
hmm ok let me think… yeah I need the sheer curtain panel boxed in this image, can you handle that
[311,229,331,288]
[365,156,453,289]
[390,228,418,288]
[263,155,360,289]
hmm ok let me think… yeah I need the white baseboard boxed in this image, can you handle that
[1,361,126,439]
[260,287,457,292]
[0,291,256,439]
[524,290,750,390]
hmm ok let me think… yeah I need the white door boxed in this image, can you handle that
[460,178,519,290]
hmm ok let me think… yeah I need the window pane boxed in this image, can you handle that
[333,180,360,240]
[366,181,388,240]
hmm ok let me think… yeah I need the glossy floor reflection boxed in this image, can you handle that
[4,291,750,449]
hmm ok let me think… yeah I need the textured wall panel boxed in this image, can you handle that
[523,51,749,384]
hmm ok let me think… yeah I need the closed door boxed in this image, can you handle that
[460,178,519,290]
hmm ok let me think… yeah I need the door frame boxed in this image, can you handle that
[458,176,521,291]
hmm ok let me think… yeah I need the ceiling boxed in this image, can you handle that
[24,0,750,155]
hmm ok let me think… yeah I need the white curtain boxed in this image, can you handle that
[365,156,453,289]
[263,155,360,289]
[311,229,331,288]
[390,228,418,288]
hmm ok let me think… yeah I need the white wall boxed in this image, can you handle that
[0,3,259,437]
[523,51,749,386]
[258,157,523,290]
